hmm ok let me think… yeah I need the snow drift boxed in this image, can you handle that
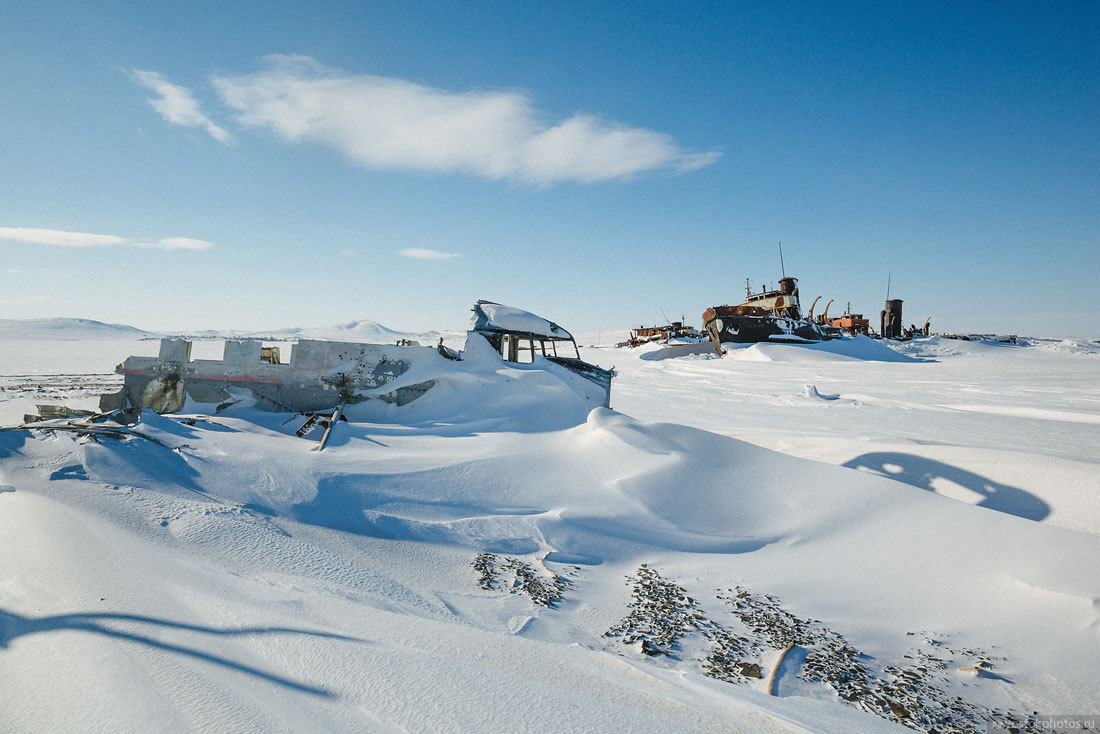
[1,331,1098,732]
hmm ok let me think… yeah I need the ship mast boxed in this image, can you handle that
[779,242,786,278]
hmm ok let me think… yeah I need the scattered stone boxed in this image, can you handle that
[604,565,707,658]
[606,569,1043,734]
[472,552,497,590]
[715,589,1040,734]
[472,553,568,607]
[740,662,762,678]
[699,626,756,683]
[508,558,568,607]
[887,699,910,720]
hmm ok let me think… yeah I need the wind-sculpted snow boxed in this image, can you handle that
[720,335,923,363]
[2,334,1099,732]
[628,334,921,363]
[1029,337,1100,356]
[583,335,1100,532]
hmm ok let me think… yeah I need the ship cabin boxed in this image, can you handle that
[742,276,803,319]
[830,312,871,336]
[471,300,582,364]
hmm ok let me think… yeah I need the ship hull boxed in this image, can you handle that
[702,307,834,352]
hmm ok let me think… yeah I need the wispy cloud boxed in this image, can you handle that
[139,236,215,251]
[0,227,126,247]
[0,227,214,251]
[399,248,463,260]
[208,55,719,186]
[129,69,232,144]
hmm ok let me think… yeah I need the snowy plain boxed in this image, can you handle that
[1,322,1098,733]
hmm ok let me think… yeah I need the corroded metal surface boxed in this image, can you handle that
[703,275,834,353]
[622,322,703,347]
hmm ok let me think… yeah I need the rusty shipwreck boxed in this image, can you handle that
[619,321,704,348]
[703,275,835,353]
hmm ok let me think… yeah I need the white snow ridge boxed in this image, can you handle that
[1,330,1098,733]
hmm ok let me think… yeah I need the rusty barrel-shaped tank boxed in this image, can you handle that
[882,299,904,339]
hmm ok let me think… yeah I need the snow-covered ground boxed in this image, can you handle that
[1,328,1098,733]
[581,336,1100,535]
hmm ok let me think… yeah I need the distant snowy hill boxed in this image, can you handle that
[254,319,412,342]
[0,318,159,340]
[0,317,416,344]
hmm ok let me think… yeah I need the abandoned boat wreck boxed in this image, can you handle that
[828,303,872,336]
[470,301,614,397]
[703,276,835,353]
[100,301,613,416]
[618,321,704,348]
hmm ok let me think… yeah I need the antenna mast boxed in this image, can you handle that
[779,242,786,278]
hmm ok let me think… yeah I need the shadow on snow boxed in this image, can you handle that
[0,608,364,696]
[843,451,1051,522]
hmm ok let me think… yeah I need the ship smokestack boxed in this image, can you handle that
[884,299,904,339]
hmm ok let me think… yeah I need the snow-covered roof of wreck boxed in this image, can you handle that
[471,301,573,341]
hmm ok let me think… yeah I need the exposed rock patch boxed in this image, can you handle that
[605,566,1042,733]
[603,564,707,657]
[472,553,569,607]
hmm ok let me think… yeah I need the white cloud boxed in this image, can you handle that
[142,237,216,251]
[211,55,719,185]
[399,248,462,260]
[129,69,232,143]
[0,227,127,247]
[0,227,215,252]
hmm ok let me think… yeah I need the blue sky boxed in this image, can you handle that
[2,1,1097,336]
